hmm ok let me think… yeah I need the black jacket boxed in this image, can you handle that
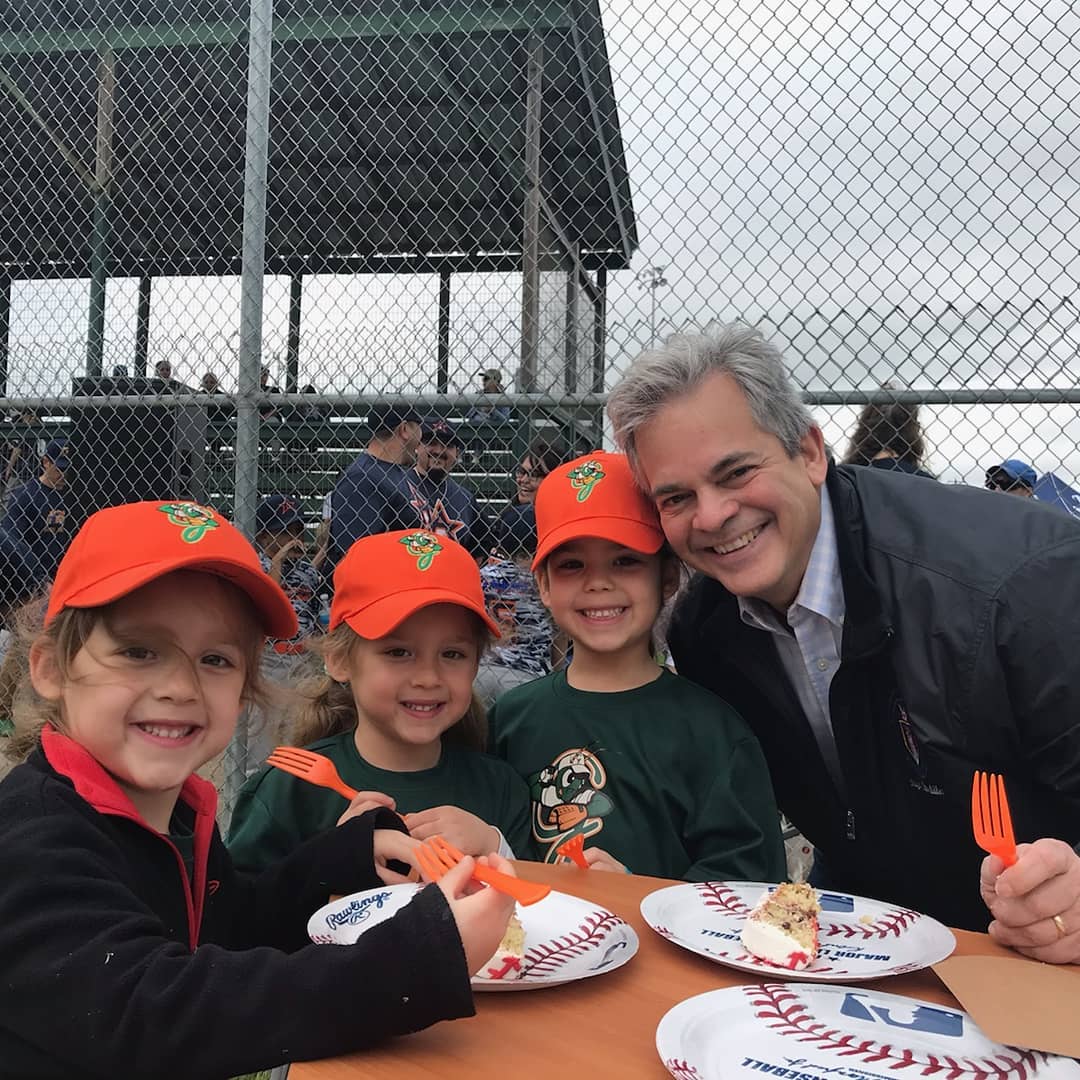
[0,727,473,1079]
[668,464,1080,931]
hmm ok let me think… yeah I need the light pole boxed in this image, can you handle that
[636,265,669,345]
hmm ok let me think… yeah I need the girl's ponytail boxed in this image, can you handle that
[290,624,361,747]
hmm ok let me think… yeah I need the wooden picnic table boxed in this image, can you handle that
[290,861,1002,1079]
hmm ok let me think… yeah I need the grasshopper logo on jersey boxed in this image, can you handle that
[567,460,605,502]
[529,747,614,863]
[398,531,442,571]
[158,503,220,544]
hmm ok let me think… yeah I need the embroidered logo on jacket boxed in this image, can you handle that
[158,502,219,543]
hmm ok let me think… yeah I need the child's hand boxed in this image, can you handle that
[583,846,628,874]
[372,828,422,885]
[433,853,517,976]
[336,790,396,827]
[268,538,307,582]
[405,806,500,857]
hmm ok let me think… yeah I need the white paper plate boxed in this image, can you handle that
[641,881,955,981]
[656,983,1080,1080]
[309,883,638,991]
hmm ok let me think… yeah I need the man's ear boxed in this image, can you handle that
[29,640,63,702]
[800,424,829,486]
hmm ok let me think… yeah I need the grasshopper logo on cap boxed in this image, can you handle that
[158,502,220,544]
[567,460,605,502]
[399,531,442,571]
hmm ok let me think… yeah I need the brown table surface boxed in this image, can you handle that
[291,862,999,1079]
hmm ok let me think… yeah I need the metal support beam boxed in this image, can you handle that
[564,247,579,393]
[134,274,151,376]
[286,272,303,393]
[86,44,115,378]
[520,34,543,395]
[592,267,606,393]
[234,0,273,540]
[437,268,451,395]
[0,275,10,398]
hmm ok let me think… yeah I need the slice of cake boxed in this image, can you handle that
[739,882,820,970]
[479,911,526,980]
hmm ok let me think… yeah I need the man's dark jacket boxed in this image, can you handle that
[668,463,1080,931]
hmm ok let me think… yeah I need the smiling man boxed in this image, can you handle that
[608,323,1080,962]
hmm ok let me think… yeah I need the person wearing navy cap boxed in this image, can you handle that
[985,458,1037,497]
[325,402,425,573]
[1,437,74,580]
[409,418,484,557]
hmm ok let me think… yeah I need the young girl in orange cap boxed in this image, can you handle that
[489,451,786,881]
[229,529,531,874]
[0,502,514,1078]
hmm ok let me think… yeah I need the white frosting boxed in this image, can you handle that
[740,916,815,970]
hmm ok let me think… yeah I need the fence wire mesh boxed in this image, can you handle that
[0,0,1078,813]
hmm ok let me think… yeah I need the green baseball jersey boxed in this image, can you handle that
[228,732,532,874]
[488,669,785,881]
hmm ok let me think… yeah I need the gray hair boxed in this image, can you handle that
[607,323,815,477]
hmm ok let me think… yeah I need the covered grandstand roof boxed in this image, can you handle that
[0,0,638,277]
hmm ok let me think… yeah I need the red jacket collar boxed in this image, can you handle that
[40,724,219,824]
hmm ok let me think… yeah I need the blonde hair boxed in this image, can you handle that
[1,579,268,765]
[291,616,490,751]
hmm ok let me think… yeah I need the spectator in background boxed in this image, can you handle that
[410,418,484,556]
[467,367,512,424]
[154,359,173,382]
[843,398,934,479]
[200,371,222,394]
[1,439,74,581]
[0,532,45,741]
[259,364,282,420]
[474,503,556,709]
[325,403,424,573]
[238,494,322,771]
[985,458,1037,498]
[3,410,40,498]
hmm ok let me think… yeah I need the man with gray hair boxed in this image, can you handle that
[608,323,1080,962]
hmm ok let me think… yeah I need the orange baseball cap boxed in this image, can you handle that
[46,501,298,639]
[331,529,500,639]
[532,450,664,570]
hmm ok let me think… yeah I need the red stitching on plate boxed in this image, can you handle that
[693,881,751,915]
[664,1059,704,1079]
[521,910,623,977]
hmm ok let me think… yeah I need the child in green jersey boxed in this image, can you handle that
[229,529,531,873]
[489,451,785,881]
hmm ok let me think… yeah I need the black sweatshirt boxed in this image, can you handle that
[0,727,474,1079]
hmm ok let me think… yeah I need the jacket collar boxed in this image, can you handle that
[824,463,894,659]
[40,724,219,823]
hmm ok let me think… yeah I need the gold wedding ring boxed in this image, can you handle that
[1052,914,1068,938]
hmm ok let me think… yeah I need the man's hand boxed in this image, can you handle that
[405,806,500,856]
[980,838,1080,964]
[336,789,396,826]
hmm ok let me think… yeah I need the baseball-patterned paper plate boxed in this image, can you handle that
[641,881,955,981]
[656,983,1080,1080]
[309,883,638,991]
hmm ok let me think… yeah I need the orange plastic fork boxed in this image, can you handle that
[416,836,552,906]
[266,746,359,801]
[971,770,1017,867]
[556,833,589,869]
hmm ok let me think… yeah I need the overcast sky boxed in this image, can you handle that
[9,0,1080,485]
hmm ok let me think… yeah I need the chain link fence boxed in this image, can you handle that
[1,0,1078,811]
